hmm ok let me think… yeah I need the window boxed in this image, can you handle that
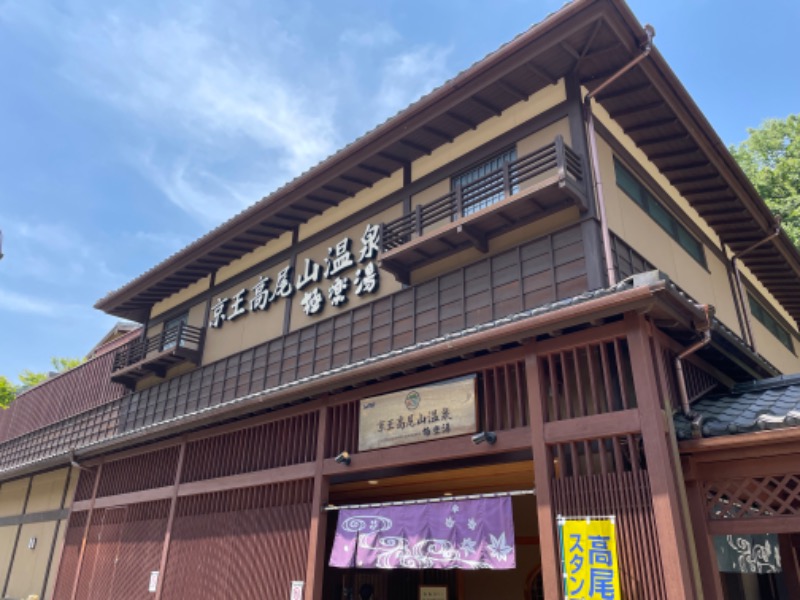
[613,158,706,267]
[748,294,794,352]
[162,313,188,351]
[452,148,517,216]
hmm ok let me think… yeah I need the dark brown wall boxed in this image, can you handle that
[0,336,133,445]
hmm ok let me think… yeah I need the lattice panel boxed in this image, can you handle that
[705,474,800,520]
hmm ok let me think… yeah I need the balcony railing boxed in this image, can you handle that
[111,323,205,386]
[381,135,585,257]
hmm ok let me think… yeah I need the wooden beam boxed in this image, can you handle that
[469,95,502,117]
[579,19,603,57]
[708,515,800,536]
[322,427,531,476]
[497,79,528,102]
[595,81,651,102]
[321,184,351,197]
[544,409,641,444]
[444,111,477,130]
[422,125,454,143]
[457,224,488,253]
[525,62,556,85]
[608,100,664,119]
[623,117,679,134]
[636,132,690,148]
[340,174,372,188]
[305,194,338,207]
[399,138,432,156]
[358,163,392,178]
[378,150,408,166]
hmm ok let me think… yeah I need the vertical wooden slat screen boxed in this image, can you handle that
[160,480,312,600]
[180,411,318,483]
[56,501,170,600]
[550,436,667,599]
[539,336,635,423]
[96,446,181,498]
[51,511,88,600]
[73,467,99,503]
[534,327,674,598]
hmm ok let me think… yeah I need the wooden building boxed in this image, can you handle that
[0,326,138,600]
[2,0,800,598]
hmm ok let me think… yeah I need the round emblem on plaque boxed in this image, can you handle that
[405,391,421,410]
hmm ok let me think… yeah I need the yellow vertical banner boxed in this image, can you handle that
[558,516,621,600]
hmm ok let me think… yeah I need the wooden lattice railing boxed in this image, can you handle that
[705,474,800,520]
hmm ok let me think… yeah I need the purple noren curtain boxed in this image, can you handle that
[329,496,516,570]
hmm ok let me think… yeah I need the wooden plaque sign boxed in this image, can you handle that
[358,375,477,451]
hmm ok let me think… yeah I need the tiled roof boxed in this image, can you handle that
[675,374,800,440]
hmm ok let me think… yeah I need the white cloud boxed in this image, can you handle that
[4,1,341,225]
[2,1,456,225]
[375,45,453,118]
[0,289,58,316]
[135,152,269,227]
[340,23,401,47]
[0,216,121,284]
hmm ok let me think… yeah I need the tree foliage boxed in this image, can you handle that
[0,376,15,409]
[730,114,800,247]
[0,356,85,409]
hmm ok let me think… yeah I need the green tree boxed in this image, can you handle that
[18,369,49,388]
[730,114,800,247]
[0,376,15,409]
[1,356,85,408]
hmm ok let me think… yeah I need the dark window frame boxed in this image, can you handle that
[452,146,518,216]
[162,312,189,351]
[613,157,707,268]
[748,293,795,353]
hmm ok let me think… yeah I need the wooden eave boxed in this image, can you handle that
[96,0,800,328]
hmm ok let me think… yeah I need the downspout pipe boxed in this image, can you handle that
[730,225,782,351]
[675,305,713,437]
[583,24,655,287]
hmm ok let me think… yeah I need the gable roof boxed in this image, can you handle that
[95,0,800,327]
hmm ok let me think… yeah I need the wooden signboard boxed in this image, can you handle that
[359,375,477,451]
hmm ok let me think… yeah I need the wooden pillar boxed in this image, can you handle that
[564,71,606,291]
[69,461,103,600]
[155,438,187,600]
[524,346,561,598]
[779,534,800,598]
[684,476,723,600]
[306,406,330,600]
[625,313,697,599]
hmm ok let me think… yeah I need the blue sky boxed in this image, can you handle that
[0,0,798,381]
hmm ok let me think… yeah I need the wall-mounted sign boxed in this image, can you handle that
[290,580,304,600]
[358,376,477,452]
[557,516,620,600]
[208,223,381,328]
[419,586,447,600]
[148,571,159,593]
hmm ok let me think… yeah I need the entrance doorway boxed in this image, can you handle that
[322,461,540,600]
